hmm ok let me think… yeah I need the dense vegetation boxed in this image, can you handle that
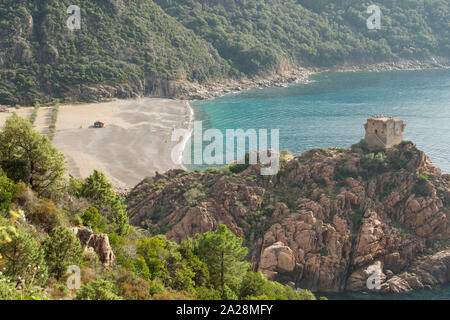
[0,115,318,300]
[156,0,449,74]
[0,0,448,105]
[0,0,230,105]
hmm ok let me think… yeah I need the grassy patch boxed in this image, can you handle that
[48,103,59,141]
[29,102,40,124]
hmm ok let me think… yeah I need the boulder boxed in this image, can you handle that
[259,241,296,277]
[72,226,115,268]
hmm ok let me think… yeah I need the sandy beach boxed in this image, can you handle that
[51,98,191,189]
[0,107,32,126]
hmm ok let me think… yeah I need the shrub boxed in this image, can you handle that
[0,228,48,287]
[195,286,221,300]
[136,236,169,281]
[360,152,388,174]
[351,212,365,233]
[75,279,122,300]
[228,163,250,174]
[383,181,398,196]
[0,174,17,212]
[262,205,275,216]
[43,226,83,279]
[114,268,153,300]
[81,206,107,232]
[390,157,406,170]
[205,167,220,174]
[413,175,432,197]
[29,103,40,124]
[0,275,20,300]
[48,104,59,141]
[334,167,358,183]
[170,266,196,292]
[351,139,369,152]
[238,271,316,300]
[26,198,61,232]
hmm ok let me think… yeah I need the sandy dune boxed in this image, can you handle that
[52,98,191,188]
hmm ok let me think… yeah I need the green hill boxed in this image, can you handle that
[156,0,449,73]
[0,0,230,105]
[0,0,448,105]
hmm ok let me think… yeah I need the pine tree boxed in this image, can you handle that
[80,170,129,235]
[194,224,249,298]
[0,114,65,194]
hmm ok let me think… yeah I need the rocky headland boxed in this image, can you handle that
[125,140,450,294]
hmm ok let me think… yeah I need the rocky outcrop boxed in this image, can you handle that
[126,141,450,293]
[380,250,450,293]
[72,226,115,268]
[259,241,296,279]
[346,261,387,291]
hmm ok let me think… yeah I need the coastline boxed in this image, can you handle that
[178,59,450,172]
[177,100,194,171]
[177,57,449,101]
[3,59,447,190]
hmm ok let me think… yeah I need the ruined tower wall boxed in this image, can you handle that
[364,117,405,149]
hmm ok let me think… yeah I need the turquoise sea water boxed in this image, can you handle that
[188,69,450,173]
[187,69,449,299]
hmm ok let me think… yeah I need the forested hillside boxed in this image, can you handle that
[0,0,230,105]
[0,0,448,105]
[156,0,449,74]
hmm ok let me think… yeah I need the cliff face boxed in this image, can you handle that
[125,141,450,293]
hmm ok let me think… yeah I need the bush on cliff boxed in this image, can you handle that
[239,271,316,300]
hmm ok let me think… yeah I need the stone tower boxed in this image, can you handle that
[364,116,406,149]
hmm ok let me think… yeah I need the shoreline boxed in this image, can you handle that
[2,60,448,190]
[177,101,194,171]
[178,58,449,101]
[181,63,449,175]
